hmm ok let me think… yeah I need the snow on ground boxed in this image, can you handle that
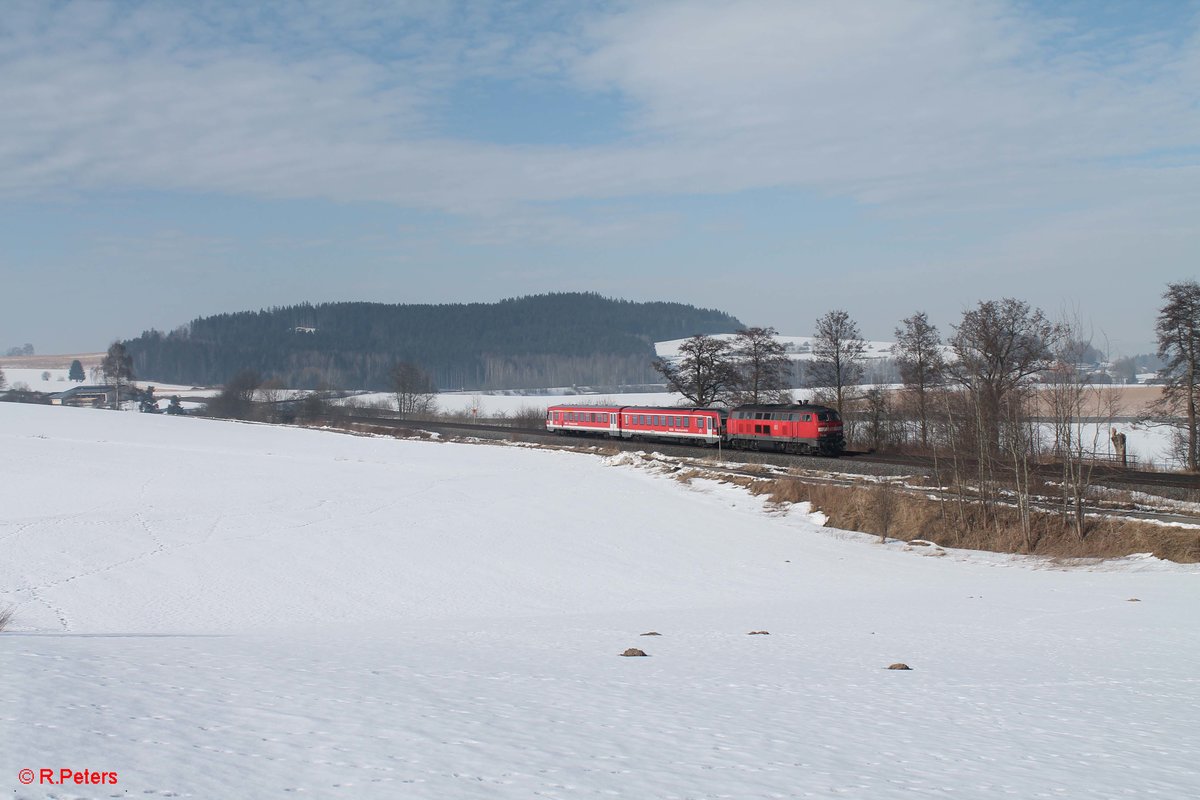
[1038,421,1180,468]
[0,367,209,397]
[655,334,897,362]
[2,405,1199,798]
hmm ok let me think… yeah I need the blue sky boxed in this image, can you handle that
[1,0,1197,356]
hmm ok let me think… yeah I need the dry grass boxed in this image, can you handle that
[0,352,103,370]
[742,476,1200,563]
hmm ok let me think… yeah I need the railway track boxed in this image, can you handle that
[321,413,1200,503]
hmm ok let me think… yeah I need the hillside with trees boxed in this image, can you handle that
[124,294,742,391]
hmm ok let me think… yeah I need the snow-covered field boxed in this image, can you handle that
[0,367,208,398]
[1,404,1198,798]
[655,334,897,362]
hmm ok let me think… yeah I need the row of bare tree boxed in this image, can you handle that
[650,282,1200,482]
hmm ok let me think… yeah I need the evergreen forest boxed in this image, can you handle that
[124,293,742,391]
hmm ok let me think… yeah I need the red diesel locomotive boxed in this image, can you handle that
[546,402,844,456]
[725,404,844,455]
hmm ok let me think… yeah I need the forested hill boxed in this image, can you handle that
[125,294,742,391]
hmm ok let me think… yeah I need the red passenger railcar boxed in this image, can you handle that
[546,405,726,446]
[545,405,623,436]
[616,406,724,445]
[725,404,844,455]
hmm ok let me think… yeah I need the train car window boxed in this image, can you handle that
[803,414,812,422]
[684,418,690,428]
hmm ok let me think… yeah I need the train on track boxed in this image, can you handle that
[546,402,845,456]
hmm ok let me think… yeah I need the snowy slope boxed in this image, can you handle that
[1,404,1198,798]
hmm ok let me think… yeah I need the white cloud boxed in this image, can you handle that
[0,0,1196,220]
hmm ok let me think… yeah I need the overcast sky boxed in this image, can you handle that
[2,0,1197,356]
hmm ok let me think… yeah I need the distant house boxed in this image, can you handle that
[49,385,114,407]
[293,326,318,334]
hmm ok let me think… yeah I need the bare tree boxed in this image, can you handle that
[872,481,898,543]
[893,311,945,448]
[207,369,262,420]
[730,327,792,404]
[391,361,437,418]
[810,310,866,416]
[652,334,735,407]
[1044,321,1121,539]
[256,377,289,423]
[1153,280,1200,471]
[948,299,1058,537]
[948,298,1059,453]
[861,386,896,452]
[0,367,6,391]
[101,341,135,408]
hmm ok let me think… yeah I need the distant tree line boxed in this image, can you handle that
[123,293,741,391]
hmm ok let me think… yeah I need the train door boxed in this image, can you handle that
[609,413,618,436]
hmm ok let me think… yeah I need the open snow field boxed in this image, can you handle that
[2,405,1199,798]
